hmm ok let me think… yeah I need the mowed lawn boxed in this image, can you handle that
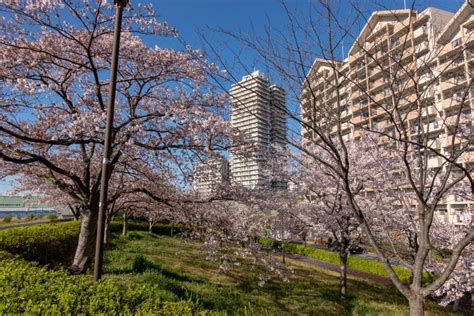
[103,231,464,315]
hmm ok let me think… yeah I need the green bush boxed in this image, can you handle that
[257,238,424,283]
[47,214,58,222]
[0,256,201,315]
[132,255,151,274]
[2,215,12,224]
[0,221,80,266]
[26,213,35,221]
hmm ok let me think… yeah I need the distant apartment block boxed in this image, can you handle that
[193,158,230,195]
[230,71,287,189]
[300,3,474,224]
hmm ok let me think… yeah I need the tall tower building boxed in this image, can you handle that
[230,71,287,189]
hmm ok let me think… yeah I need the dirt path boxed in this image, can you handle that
[285,252,394,287]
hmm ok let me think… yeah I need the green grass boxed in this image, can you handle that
[103,231,464,315]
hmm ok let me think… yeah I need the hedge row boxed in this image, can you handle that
[0,220,184,267]
[0,222,213,315]
[257,237,419,283]
[0,221,80,266]
[0,252,202,315]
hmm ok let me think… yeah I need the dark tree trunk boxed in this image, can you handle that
[70,210,97,274]
[122,213,128,236]
[282,242,286,264]
[409,294,424,316]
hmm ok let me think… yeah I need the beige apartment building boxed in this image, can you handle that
[300,2,474,224]
[193,158,230,195]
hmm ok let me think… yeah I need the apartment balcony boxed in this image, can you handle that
[442,94,469,111]
[341,122,352,131]
[415,41,429,56]
[419,73,434,86]
[421,104,440,117]
[413,26,427,40]
[465,32,474,46]
[340,109,352,118]
[443,58,465,73]
[420,87,435,100]
[374,91,389,103]
[440,78,467,95]
[441,136,462,148]
[459,151,474,164]
[425,121,443,133]
[427,157,443,169]
[368,77,387,93]
[342,134,352,142]
[352,114,368,125]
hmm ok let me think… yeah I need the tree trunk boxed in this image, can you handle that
[103,214,111,245]
[148,219,153,233]
[339,249,348,300]
[409,295,424,316]
[122,214,128,236]
[70,210,97,274]
[282,242,286,264]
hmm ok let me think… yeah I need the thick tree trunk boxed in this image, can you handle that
[339,250,348,300]
[122,214,128,236]
[70,210,97,274]
[409,295,424,316]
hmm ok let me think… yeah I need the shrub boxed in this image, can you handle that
[0,256,201,315]
[2,215,12,224]
[256,237,281,248]
[257,238,429,283]
[132,255,151,274]
[47,214,58,222]
[26,213,35,221]
[0,221,80,266]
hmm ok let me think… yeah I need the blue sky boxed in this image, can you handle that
[0,0,464,194]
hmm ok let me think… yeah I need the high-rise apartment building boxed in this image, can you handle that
[230,71,287,189]
[193,158,230,195]
[300,3,474,224]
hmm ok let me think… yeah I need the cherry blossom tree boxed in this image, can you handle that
[0,0,229,273]
[291,150,362,300]
[201,0,474,313]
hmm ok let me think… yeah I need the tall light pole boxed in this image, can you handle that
[94,0,129,282]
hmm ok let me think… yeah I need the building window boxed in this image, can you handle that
[451,38,462,48]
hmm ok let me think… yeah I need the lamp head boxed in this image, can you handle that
[114,0,129,7]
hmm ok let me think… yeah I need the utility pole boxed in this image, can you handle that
[94,0,129,282]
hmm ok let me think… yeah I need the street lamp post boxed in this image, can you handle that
[93,0,129,282]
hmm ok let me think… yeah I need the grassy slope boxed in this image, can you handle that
[103,231,463,316]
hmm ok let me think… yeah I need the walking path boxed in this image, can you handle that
[286,252,394,286]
